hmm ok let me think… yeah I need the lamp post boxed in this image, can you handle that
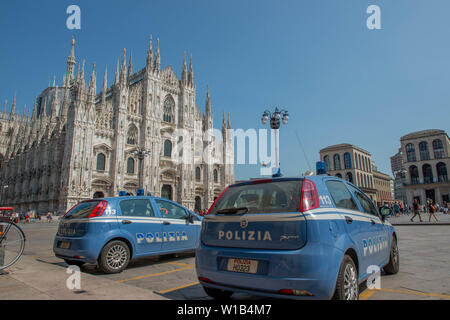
[130,147,151,190]
[261,107,289,173]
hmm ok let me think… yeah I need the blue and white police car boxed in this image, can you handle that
[196,165,399,300]
[53,194,202,273]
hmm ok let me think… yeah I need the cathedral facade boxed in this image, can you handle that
[0,37,234,214]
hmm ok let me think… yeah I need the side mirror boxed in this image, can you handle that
[187,213,194,224]
[379,206,392,220]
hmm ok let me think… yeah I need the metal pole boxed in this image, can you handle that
[274,128,279,168]
[138,155,143,190]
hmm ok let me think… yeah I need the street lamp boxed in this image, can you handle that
[261,107,289,174]
[129,147,151,190]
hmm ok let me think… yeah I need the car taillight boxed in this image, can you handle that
[207,186,229,215]
[88,200,108,218]
[300,179,319,212]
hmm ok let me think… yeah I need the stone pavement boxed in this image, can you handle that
[0,252,167,300]
[388,211,450,226]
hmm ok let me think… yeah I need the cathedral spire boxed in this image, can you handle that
[11,91,16,118]
[181,51,187,86]
[51,86,58,121]
[146,35,153,72]
[188,54,194,87]
[128,48,133,78]
[3,100,7,117]
[154,38,160,74]
[120,48,127,83]
[227,112,231,129]
[88,63,97,98]
[205,84,211,115]
[222,110,226,130]
[66,37,76,85]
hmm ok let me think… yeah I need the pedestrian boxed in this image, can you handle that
[444,202,448,214]
[427,200,438,222]
[393,202,400,217]
[47,211,53,223]
[410,199,423,222]
[25,212,30,223]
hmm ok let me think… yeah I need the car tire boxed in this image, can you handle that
[203,286,233,300]
[64,259,85,267]
[98,240,130,274]
[333,255,359,300]
[383,236,399,275]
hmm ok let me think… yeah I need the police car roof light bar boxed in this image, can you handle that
[316,161,327,175]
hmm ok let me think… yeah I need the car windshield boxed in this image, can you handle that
[210,180,302,214]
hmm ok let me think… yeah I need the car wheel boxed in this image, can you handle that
[383,236,399,274]
[98,240,130,274]
[333,255,359,300]
[64,259,85,267]
[203,286,233,300]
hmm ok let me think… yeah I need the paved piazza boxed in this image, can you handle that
[1,219,449,300]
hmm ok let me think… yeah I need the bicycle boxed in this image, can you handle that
[0,220,26,271]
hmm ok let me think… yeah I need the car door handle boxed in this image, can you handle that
[162,221,171,225]
[122,220,132,225]
[345,216,353,224]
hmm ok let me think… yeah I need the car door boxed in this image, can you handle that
[348,185,389,268]
[118,198,163,256]
[153,199,199,251]
[324,179,367,275]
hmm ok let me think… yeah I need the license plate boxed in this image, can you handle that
[59,241,71,249]
[227,258,258,274]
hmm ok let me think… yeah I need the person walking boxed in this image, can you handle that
[411,199,423,222]
[46,211,53,223]
[393,202,400,217]
[427,200,439,222]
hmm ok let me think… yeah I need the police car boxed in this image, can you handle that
[196,163,399,300]
[53,194,202,273]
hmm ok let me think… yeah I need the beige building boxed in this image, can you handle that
[319,144,377,201]
[373,169,395,206]
[400,129,449,206]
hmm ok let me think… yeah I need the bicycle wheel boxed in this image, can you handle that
[0,221,26,270]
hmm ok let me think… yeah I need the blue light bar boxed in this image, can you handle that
[136,188,145,196]
[316,161,327,175]
[119,191,127,196]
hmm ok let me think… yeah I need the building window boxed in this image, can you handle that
[409,165,419,184]
[96,153,106,171]
[406,143,416,162]
[419,141,430,160]
[127,124,138,145]
[422,164,433,184]
[323,155,331,171]
[195,167,201,182]
[163,95,175,123]
[333,154,341,171]
[344,153,352,169]
[433,139,445,159]
[195,196,202,212]
[213,169,218,183]
[163,140,172,158]
[437,162,448,182]
[346,172,353,183]
[336,173,342,178]
[127,157,135,174]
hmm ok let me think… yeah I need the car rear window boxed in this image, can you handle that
[64,201,101,219]
[210,180,302,214]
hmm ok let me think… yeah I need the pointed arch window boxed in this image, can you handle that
[195,167,201,182]
[127,124,138,145]
[213,169,218,183]
[163,95,175,123]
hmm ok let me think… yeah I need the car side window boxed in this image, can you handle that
[120,199,155,217]
[155,199,188,220]
[325,180,359,211]
[349,186,379,217]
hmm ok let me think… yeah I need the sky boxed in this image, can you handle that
[0,0,449,180]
